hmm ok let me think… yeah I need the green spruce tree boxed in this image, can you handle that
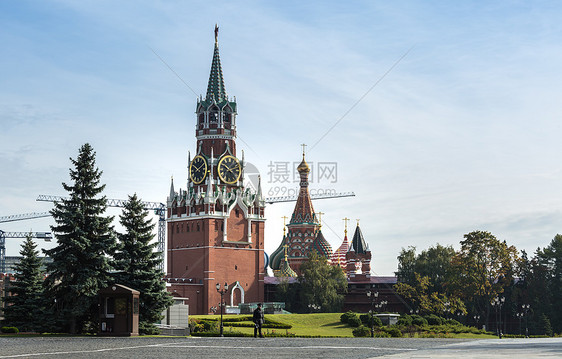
[2,235,45,332]
[114,193,173,334]
[43,143,116,333]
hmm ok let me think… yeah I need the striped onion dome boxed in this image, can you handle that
[312,230,333,259]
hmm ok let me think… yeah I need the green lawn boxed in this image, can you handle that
[190,313,496,338]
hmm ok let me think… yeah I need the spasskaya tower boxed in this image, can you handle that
[166,26,266,314]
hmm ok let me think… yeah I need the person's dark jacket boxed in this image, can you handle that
[253,307,264,325]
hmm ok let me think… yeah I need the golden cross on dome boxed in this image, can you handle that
[281,216,288,235]
[301,143,307,157]
[343,217,350,236]
[356,219,360,226]
[214,24,219,43]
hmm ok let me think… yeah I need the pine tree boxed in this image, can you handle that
[539,313,553,336]
[3,235,45,332]
[43,143,116,333]
[114,193,173,334]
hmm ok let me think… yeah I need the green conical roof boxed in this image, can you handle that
[350,224,368,254]
[205,31,227,103]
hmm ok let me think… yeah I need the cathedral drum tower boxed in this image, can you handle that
[166,27,266,314]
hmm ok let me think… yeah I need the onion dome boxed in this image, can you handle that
[269,234,287,271]
[274,244,297,278]
[312,230,333,259]
[276,255,298,278]
[349,223,368,254]
[297,154,310,173]
[331,234,349,269]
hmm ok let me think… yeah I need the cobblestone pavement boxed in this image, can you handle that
[0,337,560,359]
[377,338,562,358]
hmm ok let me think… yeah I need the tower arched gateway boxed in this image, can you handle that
[166,27,265,314]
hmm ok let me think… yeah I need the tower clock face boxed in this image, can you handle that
[190,155,208,184]
[218,155,241,184]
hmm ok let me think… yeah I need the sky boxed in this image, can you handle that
[2,0,562,275]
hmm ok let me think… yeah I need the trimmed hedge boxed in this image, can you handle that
[1,327,19,334]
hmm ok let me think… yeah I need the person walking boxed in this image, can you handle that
[253,303,264,338]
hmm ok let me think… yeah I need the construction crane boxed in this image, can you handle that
[0,212,51,223]
[35,191,354,271]
[0,231,52,273]
[37,195,166,271]
[0,212,53,273]
[264,191,355,204]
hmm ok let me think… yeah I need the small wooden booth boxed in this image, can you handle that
[99,284,140,336]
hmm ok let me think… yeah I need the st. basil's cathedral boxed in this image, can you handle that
[166,27,397,315]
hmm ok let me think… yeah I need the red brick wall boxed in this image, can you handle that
[167,209,264,314]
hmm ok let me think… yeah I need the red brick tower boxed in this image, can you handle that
[346,221,371,281]
[166,26,266,314]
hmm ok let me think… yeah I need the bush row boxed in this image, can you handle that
[0,327,19,334]
[352,325,402,337]
[340,311,382,328]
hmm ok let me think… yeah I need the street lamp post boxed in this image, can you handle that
[473,315,481,329]
[516,312,523,336]
[522,304,530,338]
[491,296,505,338]
[366,289,378,338]
[216,282,228,337]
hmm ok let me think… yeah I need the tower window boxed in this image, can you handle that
[235,265,238,270]
[197,223,200,232]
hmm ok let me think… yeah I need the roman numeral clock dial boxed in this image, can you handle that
[189,155,208,184]
[218,155,241,184]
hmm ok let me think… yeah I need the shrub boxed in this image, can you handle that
[424,314,444,325]
[188,318,218,333]
[140,322,161,335]
[360,314,383,327]
[352,325,371,337]
[201,320,217,332]
[1,326,19,334]
[397,314,412,326]
[223,316,252,323]
[340,311,357,324]
[348,316,362,328]
[411,315,428,327]
[384,327,402,337]
[445,318,460,326]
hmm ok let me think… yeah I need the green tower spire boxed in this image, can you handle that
[205,24,227,103]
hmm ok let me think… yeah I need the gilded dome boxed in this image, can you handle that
[297,155,310,173]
